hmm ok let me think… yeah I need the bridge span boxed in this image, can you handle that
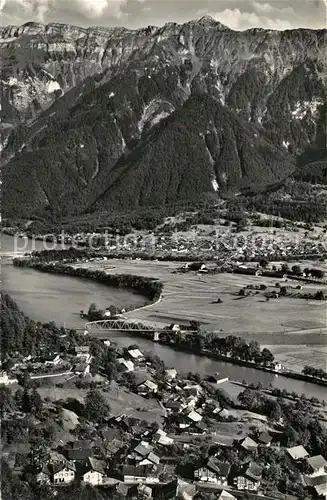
[84,318,197,341]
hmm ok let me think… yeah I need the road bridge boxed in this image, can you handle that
[84,318,197,341]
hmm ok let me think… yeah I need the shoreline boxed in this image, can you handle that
[12,256,327,391]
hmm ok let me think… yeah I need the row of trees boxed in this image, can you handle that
[158,329,275,367]
[303,365,327,380]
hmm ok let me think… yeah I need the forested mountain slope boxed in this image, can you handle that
[1,18,325,218]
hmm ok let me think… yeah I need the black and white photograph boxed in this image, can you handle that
[0,0,326,499]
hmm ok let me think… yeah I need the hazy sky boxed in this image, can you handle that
[0,0,326,30]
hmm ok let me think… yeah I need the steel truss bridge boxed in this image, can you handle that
[84,319,197,338]
[85,318,158,333]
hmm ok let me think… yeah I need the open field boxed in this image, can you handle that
[38,379,165,424]
[74,259,327,371]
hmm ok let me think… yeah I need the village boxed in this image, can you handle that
[8,210,327,264]
[1,318,327,500]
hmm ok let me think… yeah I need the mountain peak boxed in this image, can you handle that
[196,15,229,29]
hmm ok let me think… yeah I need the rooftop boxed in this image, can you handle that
[307,455,327,470]
[287,445,309,460]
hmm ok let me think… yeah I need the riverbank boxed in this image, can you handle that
[113,328,327,389]
[13,258,163,313]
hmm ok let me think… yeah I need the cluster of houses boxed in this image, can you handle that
[31,412,269,499]
[287,445,327,499]
[30,411,327,499]
[1,346,94,381]
[26,222,326,263]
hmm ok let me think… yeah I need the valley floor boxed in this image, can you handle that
[72,259,327,372]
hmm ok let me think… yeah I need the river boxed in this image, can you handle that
[1,233,326,401]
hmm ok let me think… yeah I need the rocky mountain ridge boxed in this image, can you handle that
[1,18,326,218]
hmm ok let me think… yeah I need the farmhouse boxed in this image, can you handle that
[74,363,90,376]
[257,432,272,447]
[42,354,62,366]
[121,465,160,484]
[234,462,262,491]
[52,462,76,484]
[239,436,258,452]
[306,455,327,476]
[0,371,18,385]
[137,380,158,395]
[187,410,202,423]
[165,368,178,380]
[217,491,237,500]
[207,372,229,384]
[83,458,108,486]
[287,445,309,461]
[194,458,230,484]
[118,358,135,372]
[127,349,144,361]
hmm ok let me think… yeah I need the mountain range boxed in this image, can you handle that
[1,17,326,219]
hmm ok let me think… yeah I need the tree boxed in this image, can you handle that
[315,290,325,300]
[14,388,24,408]
[261,348,274,366]
[22,389,32,413]
[237,388,256,409]
[259,258,269,268]
[30,388,43,414]
[291,265,302,275]
[19,370,31,389]
[281,263,290,273]
[84,389,110,424]
[312,269,325,280]
[0,386,15,416]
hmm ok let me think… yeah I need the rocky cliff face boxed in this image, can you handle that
[1,18,326,218]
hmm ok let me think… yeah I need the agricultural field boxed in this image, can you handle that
[75,259,327,371]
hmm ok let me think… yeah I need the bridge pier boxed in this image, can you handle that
[153,331,159,342]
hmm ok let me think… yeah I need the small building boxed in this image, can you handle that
[187,410,202,423]
[127,349,144,361]
[74,363,90,377]
[257,432,272,447]
[52,462,76,484]
[168,324,181,332]
[74,346,90,356]
[0,371,18,385]
[118,358,135,372]
[139,452,160,467]
[207,372,229,385]
[66,448,93,462]
[183,384,203,396]
[43,354,62,366]
[116,483,138,498]
[217,491,237,500]
[239,436,258,452]
[137,380,158,396]
[194,421,207,434]
[176,479,197,500]
[287,445,309,461]
[121,465,160,484]
[234,267,262,276]
[133,443,153,460]
[194,458,230,484]
[83,457,107,486]
[305,474,327,499]
[234,462,262,491]
[165,400,183,413]
[306,455,327,476]
[153,429,174,446]
[165,368,177,381]
[36,465,51,484]
[186,262,207,272]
